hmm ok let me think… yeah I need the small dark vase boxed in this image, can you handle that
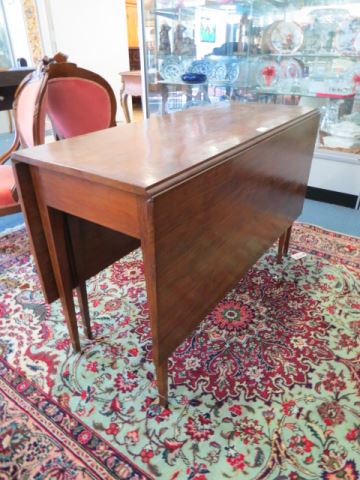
[181,73,207,84]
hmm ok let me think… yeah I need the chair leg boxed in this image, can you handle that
[283,224,293,257]
[120,92,131,123]
[277,232,286,263]
[76,282,92,340]
[7,110,13,133]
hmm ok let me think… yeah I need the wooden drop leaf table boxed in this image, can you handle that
[12,102,320,406]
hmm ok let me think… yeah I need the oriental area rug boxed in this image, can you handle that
[0,223,359,480]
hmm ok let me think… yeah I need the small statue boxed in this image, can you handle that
[174,24,196,56]
[174,24,186,55]
[180,37,196,56]
[159,24,171,55]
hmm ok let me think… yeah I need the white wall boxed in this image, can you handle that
[194,7,228,59]
[42,0,130,122]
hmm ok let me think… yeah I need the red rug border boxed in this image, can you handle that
[0,356,154,480]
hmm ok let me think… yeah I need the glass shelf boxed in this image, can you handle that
[141,0,360,154]
[255,88,355,99]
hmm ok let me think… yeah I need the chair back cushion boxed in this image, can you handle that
[13,72,47,148]
[47,77,113,139]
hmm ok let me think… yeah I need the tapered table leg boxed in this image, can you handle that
[138,199,170,406]
[156,361,168,408]
[277,231,286,263]
[283,224,292,256]
[45,208,81,352]
[62,216,92,340]
[76,283,92,340]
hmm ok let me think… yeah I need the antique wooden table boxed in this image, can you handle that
[119,71,209,120]
[13,102,319,406]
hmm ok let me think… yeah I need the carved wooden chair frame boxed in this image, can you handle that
[0,68,49,216]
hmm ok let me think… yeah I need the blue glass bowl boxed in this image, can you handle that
[181,73,207,84]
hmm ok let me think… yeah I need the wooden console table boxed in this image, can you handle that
[13,102,319,406]
[0,68,34,111]
[119,70,142,123]
[0,68,34,132]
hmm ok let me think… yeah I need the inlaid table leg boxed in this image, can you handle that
[44,208,81,352]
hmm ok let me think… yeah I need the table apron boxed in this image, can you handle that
[31,167,141,238]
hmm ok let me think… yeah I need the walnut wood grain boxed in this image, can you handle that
[31,168,141,237]
[12,103,318,194]
[145,115,319,366]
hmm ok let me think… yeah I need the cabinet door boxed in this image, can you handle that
[126,0,138,48]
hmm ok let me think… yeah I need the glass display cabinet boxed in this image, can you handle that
[139,0,360,163]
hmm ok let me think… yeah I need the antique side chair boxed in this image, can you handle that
[0,68,47,216]
[3,59,94,349]
[41,59,117,349]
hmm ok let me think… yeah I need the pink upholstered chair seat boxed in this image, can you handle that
[47,77,112,138]
[0,165,17,207]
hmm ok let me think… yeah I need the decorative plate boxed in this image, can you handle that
[212,62,227,81]
[303,8,351,52]
[346,62,360,92]
[227,63,240,83]
[335,18,360,53]
[159,57,183,81]
[263,21,303,54]
[189,59,213,78]
[255,59,280,87]
[280,58,304,79]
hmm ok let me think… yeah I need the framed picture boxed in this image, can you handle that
[200,16,216,42]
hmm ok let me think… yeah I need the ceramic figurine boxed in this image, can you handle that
[159,24,171,55]
[174,24,186,55]
[174,24,196,56]
[181,37,196,56]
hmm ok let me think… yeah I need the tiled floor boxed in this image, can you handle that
[298,199,360,237]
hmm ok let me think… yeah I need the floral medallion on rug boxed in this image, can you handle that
[0,223,359,480]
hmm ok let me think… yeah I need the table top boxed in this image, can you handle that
[13,102,317,196]
[0,68,34,88]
